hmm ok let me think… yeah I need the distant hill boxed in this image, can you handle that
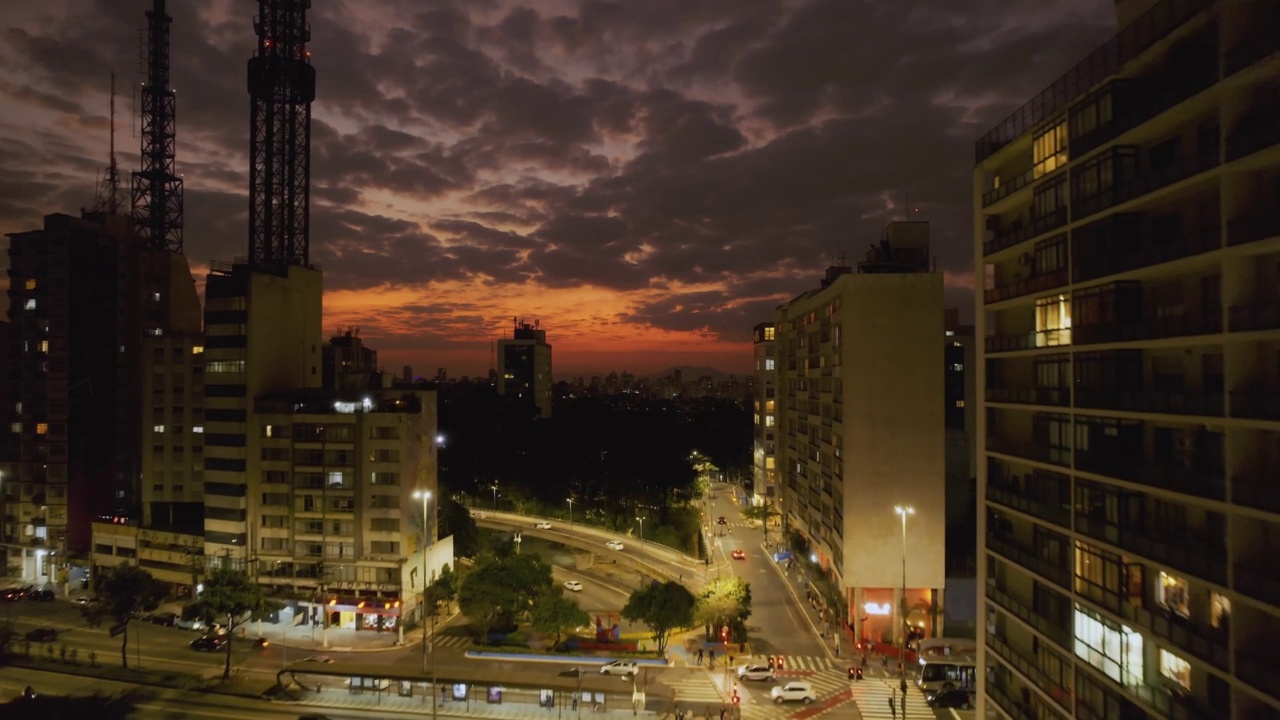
[648,365,733,382]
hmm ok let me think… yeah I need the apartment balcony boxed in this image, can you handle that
[986,436,1069,467]
[985,268,1069,304]
[1225,30,1280,77]
[1227,210,1280,247]
[982,168,1035,208]
[1078,450,1227,501]
[1228,302,1280,333]
[987,535,1070,589]
[1121,603,1229,671]
[984,330,1071,353]
[1072,69,1219,158]
[1073,308,1223,345]
[1231,390,1280,421]
[1238,652,1280,705]
[1118,525,1227,586]
[1232,471,1280,514]
[986,483,1071,528]
[986,582,1073,650]
[984,210,1068,256]
[1072,228,1221,284]
[986,634,1072,712]
[1227,116,1280,163]
[1235,562,1280,607]
[1074,387,1224,417]
[985,386,1069,407]
[1072,149,1221,223]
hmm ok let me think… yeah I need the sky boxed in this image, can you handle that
[0,0,1117,378]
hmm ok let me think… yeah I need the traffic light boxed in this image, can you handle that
[776,656,785,670]
[731,691,740,705]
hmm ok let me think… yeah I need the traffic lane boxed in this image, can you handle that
[729,543,827,659]
[488,517,705,583]
[552,565,645,635]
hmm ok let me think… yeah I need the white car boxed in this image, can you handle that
[534,521,553,529]
[771,681,815,704]
[600,660,638,677]
[564,580,583,592]
[737,664,774,681]
[605,540,625,551]
[175,616,207,632]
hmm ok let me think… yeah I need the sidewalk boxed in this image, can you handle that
[228,608,465,654]
[277,681,668,719]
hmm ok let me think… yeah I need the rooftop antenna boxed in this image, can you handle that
[93,71,123,215]
[132,0,184,253]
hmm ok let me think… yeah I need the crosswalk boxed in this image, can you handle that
[432,633,472,649]
[666,660,854,720]
[849,677,929,720]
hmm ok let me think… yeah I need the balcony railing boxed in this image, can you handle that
[985,268,1069,304]
[987,484,1071,528]
[1227,117,1280,163]
[1235,562,1280,607]
[986,634,1072,711]
[1072,228,1221,284]
[985,386,1069,407]
[1117,526,1227,585]
[987,535,1071,589]
[1226,211,1280,247]
[1079,454,1228,501]
[1072,69,1219,158]
[1238,652,1280,704]
[987,436,1070,467]
[1073,388,1225,417]
[986,582,1073,650]
[982,168,1035,207]
[1121,602,1229,670]
[984,330,1071,353]
[1228,302,1280,333]
[1231,390,1280,421]
[984,211,1069,256]
[1073,308,1223,345]
[1232,471,1280,514]
[1072,149,1221,224]
[1225,30,1280,76]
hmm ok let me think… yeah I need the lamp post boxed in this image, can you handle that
[566,498,575,526]
[636,516,645,544]
[491,481,499,511]
[413,490,437,720]
[894,505,914,680]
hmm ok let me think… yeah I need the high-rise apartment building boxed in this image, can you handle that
[752,323,778,508]
[975,1,1280,718]
[774,221,946,645]
[944,309,977,575]
[497,319,553,419]
[322,328,379,389]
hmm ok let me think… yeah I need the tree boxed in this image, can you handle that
[190,568,280,681]
[530,591,589,649]
[457,553,553,635]
[425,563,458,615]
[621,581,696,654]
[438,497,481,558]
[695,577,752,641]
[98,565,166,670]
[740,502,781,543]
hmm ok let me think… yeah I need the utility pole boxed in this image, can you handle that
[894,505,914,684]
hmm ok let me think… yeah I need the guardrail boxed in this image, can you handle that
[476,509,702,565]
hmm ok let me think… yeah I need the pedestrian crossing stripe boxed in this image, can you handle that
[432,634,472,648]
[848,677,926,720]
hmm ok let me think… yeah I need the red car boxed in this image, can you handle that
[731,549,746,560]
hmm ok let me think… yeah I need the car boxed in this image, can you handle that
[564,580,584,592]
[770,681,815,704]
[605,540,625,551]
[927,688,974,709]
[72,596,97,607]
[28,589,55,602]
[731,549,746,560]
[737,664,774,681]
[300,655,334,663]
[148,611,179,626]
[469,510,487,519]
[0,589,22,602]
[176,614,207,631]
[717,516,727,525]
[533,521,553,530]
[599,660,638,677]
[24,628,58,643]
[189,635,226,652]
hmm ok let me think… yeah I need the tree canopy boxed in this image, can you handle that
[97,565,166,669]
[695,577,752,637]
[190,568,280,680]
[457,552,553,635]
[621,580,696,654]
[530,590,589,649]
[438,497,481,558]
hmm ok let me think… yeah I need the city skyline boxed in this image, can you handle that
[0,0,1115,376]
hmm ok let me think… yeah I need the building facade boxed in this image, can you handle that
[975,1,1280,718]
[322,328,379,390]
[775,221,946,646]
[497,319,553,419]
[752,323,778,508]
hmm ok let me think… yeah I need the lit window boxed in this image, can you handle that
[955,400,965,408]
[38,340,48,353]
[952,341,962,347]
[24,299,36,310]
[154,425,165,433]
[1035,294,1072,346]
[1157,572,1190,618]
[1210,592,1231,628]
[764,327,775,341]
[152,292,162,301]
[192,346,204,354]
[36,423,48,435]
[24,279,36,290]
[765,415,775,427]
[193,426,204,434]
[944,330,954,337]
[1159,649,1191,690]
[765,358,775,371]
[951,363,963,371]
[148,328,163,336]
[9,422,20,433]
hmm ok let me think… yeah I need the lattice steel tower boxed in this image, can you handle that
[131,0,183,252]
[247,0,315,269]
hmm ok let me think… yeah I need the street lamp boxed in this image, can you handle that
[636,516,645,544]
[413,490,438,720]
[491,481,499,511]
[894,505,914,680]
[567,498,575,526]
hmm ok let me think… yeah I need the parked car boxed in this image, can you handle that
[927,688,974,709]
[0,588,22,602]
[189,635,226,652]
[770,681,815,704]
[533,521,552,529]
[563,580,584,592]
[26,589,55,602]
[605,540,625,551]
[148,611,179,626]
[737,664,774,681]
[24,628,58,643]
[175,615,207,632]
[731,549,746,560]
[72,596,97,607]
[599,660,638,677]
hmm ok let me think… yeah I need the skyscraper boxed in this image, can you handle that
[497,319,553,419]
[751,323,778,509]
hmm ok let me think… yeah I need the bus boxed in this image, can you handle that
[915,655,977,692]
[916,637,977,658]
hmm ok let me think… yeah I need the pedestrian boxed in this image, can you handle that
[719,706,727,720]
[675,705,682,720]
[441,685,448,703]
[572,694,578,711]
[709,649,715,667]
[728,654,734,667]
[697,648,704,665]
[889,696,896,718]
[767,657,775,671]
[882,655,888,670]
